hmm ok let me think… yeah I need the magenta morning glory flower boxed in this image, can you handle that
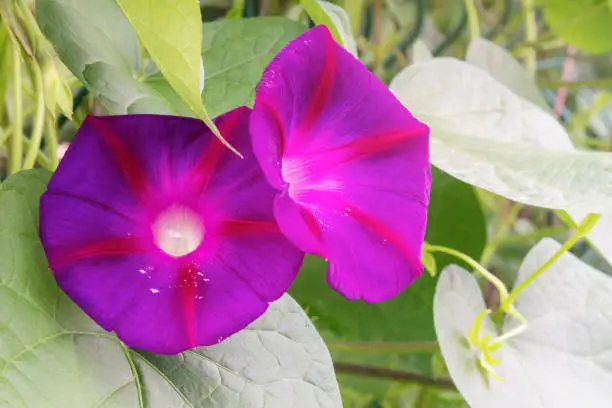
[250,26,431,303]
[39,107,303,354]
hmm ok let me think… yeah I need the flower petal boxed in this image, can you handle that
[41,108,304,353]
[251,26,430,302]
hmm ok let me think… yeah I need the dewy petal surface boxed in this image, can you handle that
[251,26,431,303]
[40,108,304,354]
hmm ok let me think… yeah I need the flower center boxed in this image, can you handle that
[152,206,204,257]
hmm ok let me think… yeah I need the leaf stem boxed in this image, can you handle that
[328,340,439,354]
[505,213,600,305]
[9,38,23,174]
[492,226,568,246]
[333,363,456,389]
[23,61,45,170]
[538,78,612,89]
[21,137,51,169]
[0,127,10,148]
[345,0,363,34]
[464,0,480,39]
[44,116,59,170]
[522,0,536,75]
[480,202,522,267]
[423,243,509,302]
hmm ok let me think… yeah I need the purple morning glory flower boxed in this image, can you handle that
[40,107,303,354]
[250,26,431,303]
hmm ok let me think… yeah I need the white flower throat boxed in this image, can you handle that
[153,206,204,257]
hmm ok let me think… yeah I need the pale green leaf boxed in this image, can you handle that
[83,61,174,114]
[411,39,433,63]
[435,238,612,407]
[200,17,306,117]
[463,39,612,268]
[0,172,341,408]
[315,1,357,56]
[300,0,346,50]
[465,38,550,112]
[37,0,180,115]
[390,57,612,213]
[36,0,139,83]
[140,294,343,408]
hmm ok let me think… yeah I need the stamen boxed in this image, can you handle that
[153,206,204,257]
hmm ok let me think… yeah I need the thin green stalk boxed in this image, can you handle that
[480,202,522,267]
[9,39,22,174]
[21,137,51,169]
[328,340,439,354]
[464,0,480,39]
[555,209,577,229]
[0,24,10,118]
[574,137,612,151]
[333,363,455,389]
[512,36,565,55]
[0,127,10,150]
[494,226,568,246]
[415,386,430,408]
[424,243,509,302]
[505,214,600,305]
[345,0,363,34]
[23,62,44,170]
[44,116,58,170]
[522,0,537,75]
[538,78,612,89]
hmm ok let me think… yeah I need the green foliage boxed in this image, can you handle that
[38,3,305,118]
[200,17,306,117]
[392,57,612,214]
[0,172,340,407]
[114,0,224,146]
[436,239,612,406]
[7,1,612,407]
[539,0,612,54]
[35,0,139,83]
[36,0,174,114]
[290,168,486,401]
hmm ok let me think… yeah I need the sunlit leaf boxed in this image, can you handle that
[539,0,612,54]
[114,0,235,154]
[0,172,341,408]
[435,238,612,407]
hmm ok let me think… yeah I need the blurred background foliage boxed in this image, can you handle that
[2,0,612,407]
